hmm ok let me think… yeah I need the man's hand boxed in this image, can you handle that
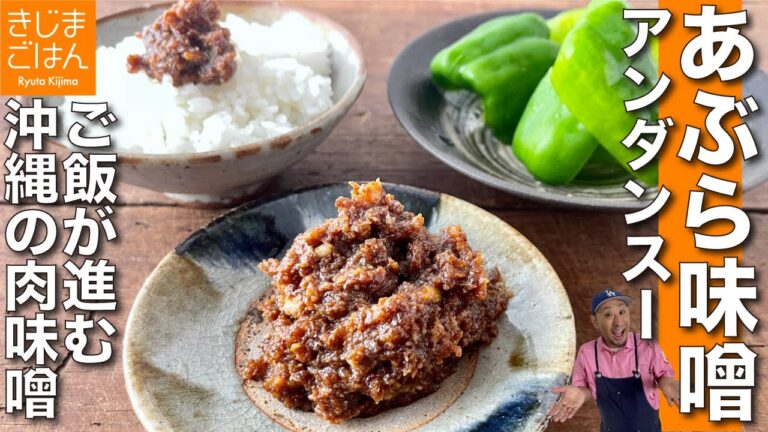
[658,377,680,409]
[548,385,591,423]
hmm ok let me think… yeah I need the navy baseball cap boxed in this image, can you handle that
[591,289,633,314]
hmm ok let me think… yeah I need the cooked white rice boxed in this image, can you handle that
[61,13,333,154]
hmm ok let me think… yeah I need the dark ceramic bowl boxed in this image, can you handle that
[124,183,575,431]
[388,9,768,210]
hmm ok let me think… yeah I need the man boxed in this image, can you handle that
[548,289,681,431]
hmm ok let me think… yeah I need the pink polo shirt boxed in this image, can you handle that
[571,333,675,410]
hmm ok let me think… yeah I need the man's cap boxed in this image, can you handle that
[591,289,632,314]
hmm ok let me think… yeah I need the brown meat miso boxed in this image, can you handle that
[127,0,236,86]
[242,180,511,423]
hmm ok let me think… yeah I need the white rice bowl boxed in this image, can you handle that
[61,12,334,154]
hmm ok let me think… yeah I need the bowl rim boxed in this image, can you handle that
[47,1,367,164]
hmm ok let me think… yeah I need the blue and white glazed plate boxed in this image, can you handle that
[123,183,575,431]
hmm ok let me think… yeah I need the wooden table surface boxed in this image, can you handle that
[1,1,766,431]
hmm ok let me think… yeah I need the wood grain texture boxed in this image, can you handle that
[1,1,766,431]
[2,0,767,210]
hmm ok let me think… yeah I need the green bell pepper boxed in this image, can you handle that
[430,13,550,90]
[650,35,659,64]
[547,8,586,45]
[550,0,658,185]
[460,37,559,143]
[575,147,632,184]
[513,69,601,185]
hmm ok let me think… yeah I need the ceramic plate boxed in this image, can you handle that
[388,10,768,210]
[124,183,575,431]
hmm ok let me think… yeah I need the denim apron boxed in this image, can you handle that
[594,333,661,432]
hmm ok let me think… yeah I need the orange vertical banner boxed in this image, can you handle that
[0,0,96,95]
[659,0,743,431]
